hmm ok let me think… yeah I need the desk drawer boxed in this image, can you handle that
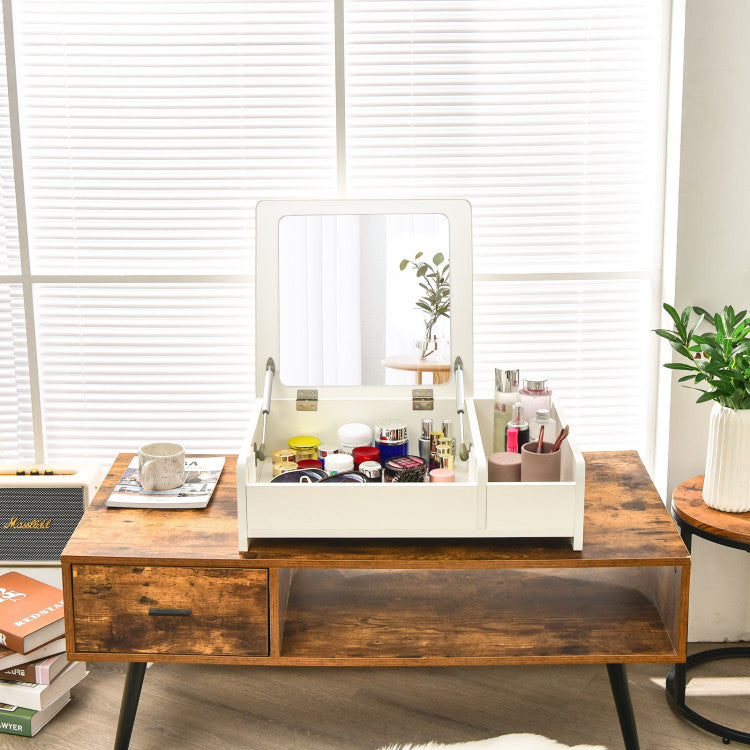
[71,565,269,657]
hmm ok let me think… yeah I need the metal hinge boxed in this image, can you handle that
[296,389,318,411]
[412,388,434,411]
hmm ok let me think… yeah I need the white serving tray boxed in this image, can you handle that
[237,198,584,550]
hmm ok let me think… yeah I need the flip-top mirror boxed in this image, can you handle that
[278,212,450,386]
[255,199,473,398]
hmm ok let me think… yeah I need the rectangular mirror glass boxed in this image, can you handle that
[278,213,450,386]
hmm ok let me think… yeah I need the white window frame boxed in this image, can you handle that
[0,0,681,476]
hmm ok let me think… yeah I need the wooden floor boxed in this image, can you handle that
[0,645,745,750]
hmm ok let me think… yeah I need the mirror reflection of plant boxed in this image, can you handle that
[399,252,450,356]
[654,303,750,410]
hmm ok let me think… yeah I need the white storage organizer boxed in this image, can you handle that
[237,199,584,550]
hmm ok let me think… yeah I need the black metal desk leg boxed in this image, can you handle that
[607,664,640,750]
[114,662,147,750]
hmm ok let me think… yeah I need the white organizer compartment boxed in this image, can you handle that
[237,396,584,550]
[237,198,584,550]
[237,396,485,541]
[474,398,585,550]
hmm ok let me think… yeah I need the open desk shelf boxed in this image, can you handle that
[278,568,678,665]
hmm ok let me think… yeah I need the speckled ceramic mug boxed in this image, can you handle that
[138,442,185,491]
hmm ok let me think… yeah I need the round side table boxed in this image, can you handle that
[381,355,451,385]
[666,475,750,745]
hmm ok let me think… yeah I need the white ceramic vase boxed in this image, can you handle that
[703,402,750,512]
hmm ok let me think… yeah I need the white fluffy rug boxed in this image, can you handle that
[379,734,607,750]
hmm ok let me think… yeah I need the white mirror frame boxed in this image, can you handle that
[255,198,474,401]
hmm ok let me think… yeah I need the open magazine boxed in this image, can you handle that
[106,456,225,509]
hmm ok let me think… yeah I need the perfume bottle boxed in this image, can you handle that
[493,368,520,452]
[519,378,552,418]
[441,419,457,456]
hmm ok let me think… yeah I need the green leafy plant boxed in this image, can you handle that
[399,252,450,358]
[655,303,750,409]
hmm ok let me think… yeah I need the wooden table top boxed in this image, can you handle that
[672,475,750,547]
[62,451,689,569]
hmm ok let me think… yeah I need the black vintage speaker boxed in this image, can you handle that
[0,464,103,562]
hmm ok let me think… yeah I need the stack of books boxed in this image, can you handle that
[0,572,87,737]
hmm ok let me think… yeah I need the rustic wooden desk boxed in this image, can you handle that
[62,451,689,750]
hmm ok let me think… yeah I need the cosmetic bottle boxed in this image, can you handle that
[272,461,298,477]
[352,446,380,468]
[428,431,444,471]
[519,378,551,418]
[419,419,433,462]
[437,446,454,472]
[288,436,321,462]
[505,402,530,452]
[441,419,457,456]
[317,444,338,469]
[337,423,373,454]
[325,453,354,476]
[529,408,558,443]
[359,460,383,482]
[271,448,296,465]
[429,468,455,483]
[493,368,520,452]
[506,426,519,454]
[374,421,409,461]
[297,459,323,470]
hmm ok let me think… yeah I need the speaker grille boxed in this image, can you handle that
[0,487,85,561]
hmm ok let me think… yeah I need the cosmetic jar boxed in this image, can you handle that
[429,468,455,483]
[317,444,338,468]
[271,448,296,465]
[352,446,380,468]
[272,461,298,477]
[288,435,321,462]
[358,460,383,482]
[383,455,426,483]
[325,452,354,476]
[374,421,409,461]
[337,423,373,454]
[297,459,323,470]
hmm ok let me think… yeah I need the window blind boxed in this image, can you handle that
[2,1,669,466]
[0,26,32,461]
[344,0,667,458]
[11,0,336,462]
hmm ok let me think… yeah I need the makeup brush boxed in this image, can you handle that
[537,425,545,453]
[551,424,569,453]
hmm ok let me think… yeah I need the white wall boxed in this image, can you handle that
[669,0,750,640]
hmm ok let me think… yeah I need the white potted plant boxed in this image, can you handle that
[656,303,750,511]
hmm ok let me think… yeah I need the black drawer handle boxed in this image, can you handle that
[148,607,192,617]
